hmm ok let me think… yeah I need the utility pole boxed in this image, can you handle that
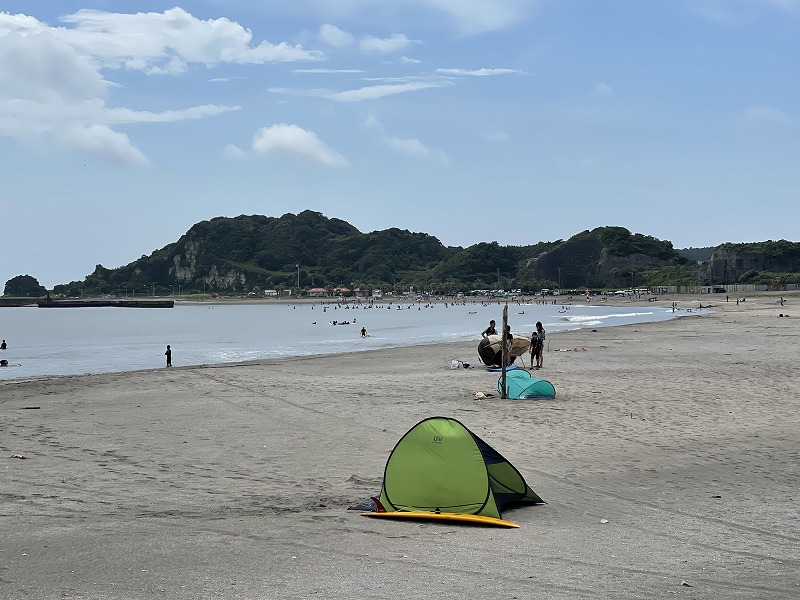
[501,304,509,399]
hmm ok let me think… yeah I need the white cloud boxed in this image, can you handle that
[740,106,793,124]
[364,114,383,130]
[360,33,415,54]
[102,105,239,125]
[293,68,364,74]
[252,124,348,166]
[319,24,354,48]
[53,124,149,166]
[0,32,105,103]
[330,81,443,101]
[360,75,426,82]
[596,82,612,95]
[143,56,188,76]
[382,136,449,165]
[209,76,246,83]
[0,8,325,75]
[0,32,150,164]
[267,86,330,98]
[223,143,245,159]
[436,67,523,76]
[0,9,264,164]
[0,11,49,36]
[400,56,422,64]
[269,81,445,102]
[53,7,325,71]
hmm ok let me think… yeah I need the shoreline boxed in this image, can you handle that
[2,293,798,598]
[4,289,795,309]
[0,293,759,386]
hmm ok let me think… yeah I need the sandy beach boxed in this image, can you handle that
[2,294,798,599]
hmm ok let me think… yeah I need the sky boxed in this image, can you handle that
[1,1,798,289]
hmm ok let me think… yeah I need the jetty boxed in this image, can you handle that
[37,299,174,308]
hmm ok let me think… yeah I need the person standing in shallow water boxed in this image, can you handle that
[165,344,172,367]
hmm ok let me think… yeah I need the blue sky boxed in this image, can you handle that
[1,1,798,288]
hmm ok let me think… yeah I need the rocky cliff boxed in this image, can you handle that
[709,241,800,282]
[529,228,684,288]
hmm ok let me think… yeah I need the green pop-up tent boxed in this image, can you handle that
[366,417,543,527]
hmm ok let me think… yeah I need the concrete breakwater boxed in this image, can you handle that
[36,299,174,308]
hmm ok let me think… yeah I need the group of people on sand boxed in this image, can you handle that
[481,320,546,370]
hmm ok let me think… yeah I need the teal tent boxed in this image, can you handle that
[498,369,556,399]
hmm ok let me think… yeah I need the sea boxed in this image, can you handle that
[0,299,700,381]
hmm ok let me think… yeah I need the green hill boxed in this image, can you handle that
[53,211,457,297]
[526,227,689,289]
[28,213,798,298]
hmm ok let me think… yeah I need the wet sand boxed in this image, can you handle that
[2,295,799,599]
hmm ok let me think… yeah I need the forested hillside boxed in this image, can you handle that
[6,213,792,298]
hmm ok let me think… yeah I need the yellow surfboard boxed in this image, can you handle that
[509,336,531,357]
[484,334,531,358]
[362,511,519,528]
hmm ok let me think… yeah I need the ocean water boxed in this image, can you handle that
[0,300,699,380]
